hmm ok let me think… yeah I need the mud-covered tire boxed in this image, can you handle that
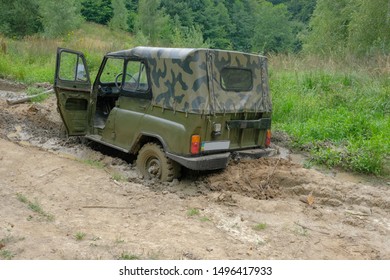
[136,143,181,182]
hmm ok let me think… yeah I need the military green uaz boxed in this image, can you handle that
[54,47,272,181]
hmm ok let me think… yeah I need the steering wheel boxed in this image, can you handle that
[114,72,137,88]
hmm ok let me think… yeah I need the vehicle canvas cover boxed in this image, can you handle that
[108,47,272,115]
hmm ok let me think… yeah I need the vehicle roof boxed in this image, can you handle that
[107,46,265,60]
[107,47,271,115]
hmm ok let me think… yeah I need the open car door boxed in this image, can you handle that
[54,48,91,136]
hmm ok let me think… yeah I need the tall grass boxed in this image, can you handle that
[0,22,136,84]
[269,54,390,175]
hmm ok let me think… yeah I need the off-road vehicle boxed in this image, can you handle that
[54,47,272,181]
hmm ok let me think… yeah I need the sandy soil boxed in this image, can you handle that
[0,79,389,260]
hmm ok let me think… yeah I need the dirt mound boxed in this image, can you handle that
[207,158,292,200]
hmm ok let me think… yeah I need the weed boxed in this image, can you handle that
[119,252,140,260]
[82,159,104,169]
[16,193,28,204]
[26,86,50,103]
[112,173,126,182]
[75,232,86,241]
[253,223,267,231]
[115,236,125,244]
[187,208,200,217]
[199,216,210,222]
[16,193,54,221]
[0,249,15,260]
[303,160,313,169]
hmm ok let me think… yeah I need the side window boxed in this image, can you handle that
[220,68,252,91]
[123,61,149,92]
[59,51,88,82]
[99,58,124,84]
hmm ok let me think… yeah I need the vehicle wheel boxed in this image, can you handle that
[136,143,181,182]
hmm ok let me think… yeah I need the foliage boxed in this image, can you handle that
[136,0,171,45]
[109,0,128,31]
[304,0,390,56]
[198,0,233,49]
[0,0,42,37]
[270,54,390,175]
[75,232,86,241]
[81,0,113,25]
[251,0,294,53]
[253,223,267,231]
[39,0,83,38]
[0,23,132,84]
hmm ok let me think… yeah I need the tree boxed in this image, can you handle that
[39,0,83,38]
[161,0,194,28]
[268,0,317,23]
[0,0,42,37]
[303,0,351,54]
[251,0,294,53]
[228,0,256,52]
[136,0,171,45]
[198,0,233,49]
[125,0,139,32]
[109,0,128,31]
[81,0,113,25]
[348,0,390,54]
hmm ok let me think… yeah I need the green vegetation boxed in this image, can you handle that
[75,232,87,241]
[253,223,267,231]
[0,22,132,84]
[187,208,200,217]
[0,249,15,260]
[270,55,390,175]
[81,159,105,169]
[304,0,390,55]
[111,173,127,182]
[119,252,140,260]
[16,193,54,221]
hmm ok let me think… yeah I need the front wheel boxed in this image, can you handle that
[136,143,181,182]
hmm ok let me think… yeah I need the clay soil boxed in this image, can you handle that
[0,79,389,260]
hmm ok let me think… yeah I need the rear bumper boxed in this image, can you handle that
[235,148,277,159]
[166,152,231,171]
[166,148,276,171]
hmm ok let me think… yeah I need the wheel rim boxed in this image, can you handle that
[145,157,161,179]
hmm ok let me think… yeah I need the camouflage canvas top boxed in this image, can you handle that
[108,47,272,114]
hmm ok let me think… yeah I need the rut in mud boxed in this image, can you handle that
[1,79,390,260]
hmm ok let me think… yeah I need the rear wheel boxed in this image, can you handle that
[136,143,181,181]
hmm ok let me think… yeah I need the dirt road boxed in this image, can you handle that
[0,79,389,259]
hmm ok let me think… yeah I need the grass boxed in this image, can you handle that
[81,159,105,169]
[119,252,140,260]
[187,208,200,217]
[0,249,15,260]
[26,86,51,102]
[253,223,267,231]
[269,54,390,176]
[0,22,133,85]
[74,232,86,241]
[111,173,127,182]
[16,193,54,221]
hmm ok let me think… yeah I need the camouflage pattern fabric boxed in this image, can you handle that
[108,47,272,114]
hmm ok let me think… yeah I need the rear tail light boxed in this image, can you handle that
[191,135,201,155]
[265,129,271,147]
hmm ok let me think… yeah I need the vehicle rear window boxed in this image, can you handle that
[220,68,252,91]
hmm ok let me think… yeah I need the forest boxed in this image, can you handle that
[0,0,389,175]
[1,0,390,56]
